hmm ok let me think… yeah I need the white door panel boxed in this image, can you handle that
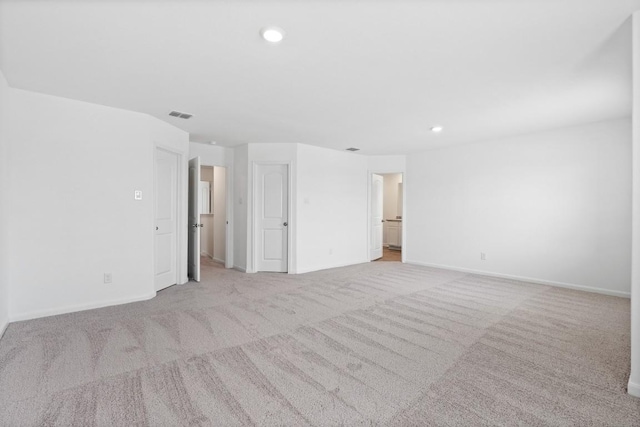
[256,164,288,272]
[155,149,178,291]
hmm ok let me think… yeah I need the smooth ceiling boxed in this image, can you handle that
[1,0,638,154]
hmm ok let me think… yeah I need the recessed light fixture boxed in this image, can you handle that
[260,26,285,43]
[209,141,217,145]
[431,126,444,133]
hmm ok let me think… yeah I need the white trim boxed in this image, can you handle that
[405,260,631,298]
[9,292,157,323]
[213,257,225,264]
[233,265,247,273]
[296,259,370,274]
[628,380,640,397]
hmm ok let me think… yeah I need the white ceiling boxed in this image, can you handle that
[1,0,638,154]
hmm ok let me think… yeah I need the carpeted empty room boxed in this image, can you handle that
[1,261,638,425]
[3,0,640,426]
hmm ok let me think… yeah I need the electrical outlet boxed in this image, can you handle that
[104,273,112,284]
[480,253,486,261]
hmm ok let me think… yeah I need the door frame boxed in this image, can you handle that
[367,171,406,263]
[198,163,234,269]
[153,144,187,288]
[188,156,201,282]
[251,161,293,274]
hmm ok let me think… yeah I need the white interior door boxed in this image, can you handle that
[155,149,178,291]
[255,164,288,272]
[188,157,201,281]
[370,173,384,260]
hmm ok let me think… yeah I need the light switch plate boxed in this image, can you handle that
[134,190,143,200]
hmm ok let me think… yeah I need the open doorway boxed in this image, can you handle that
[199,165,227,268]
[370,172,403,262]
[188,157,229,282]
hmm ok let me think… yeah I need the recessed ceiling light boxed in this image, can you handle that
[431,126,444,133]
[261,26,285,43]
[209,141,217,145]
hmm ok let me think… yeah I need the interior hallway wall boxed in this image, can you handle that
[200,166,214,258]
[382,173,402,246]
[406,118,632,297]
[213,166,227,263]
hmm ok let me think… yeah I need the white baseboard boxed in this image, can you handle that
[200,251,213,258]
[9,292,157,322]
[628,380,640,398]
[0,318,8,340]
[213,257,225,264]
[233,265,247,273]
[405,260,630,298]
[295,259,370,275]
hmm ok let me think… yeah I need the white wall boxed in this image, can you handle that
[200,216,214,258]
[406,118,632,296]
[369,155,406,173]
[5,86,188,321]
[0,70,10,335]
[189,142,229,167]
[296,144,369,273]
[213,166,227,263]
[201,165,213,182]
[629,10,640,399]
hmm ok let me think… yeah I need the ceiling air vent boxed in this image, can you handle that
[346,147,360,152]
[168,110,193,119]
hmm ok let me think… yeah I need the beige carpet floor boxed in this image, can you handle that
[0,259,638,426]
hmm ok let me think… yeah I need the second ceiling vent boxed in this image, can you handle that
[168,110,193,119]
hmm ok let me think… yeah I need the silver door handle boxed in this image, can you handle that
[283,222,288,226]
[192,224,199,228]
